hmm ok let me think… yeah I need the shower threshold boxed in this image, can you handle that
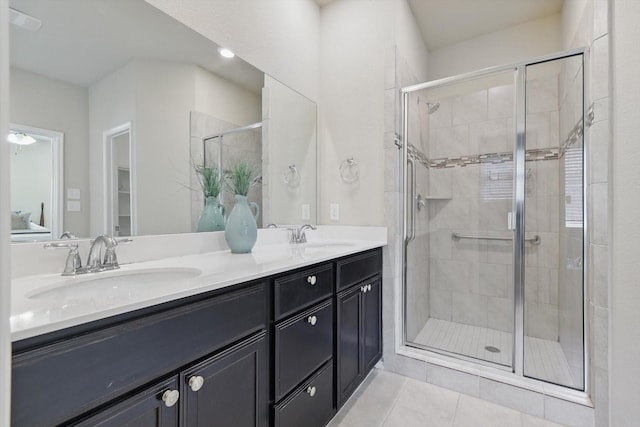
[411,318,576,388]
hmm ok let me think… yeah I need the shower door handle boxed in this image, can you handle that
[407,158,416,242]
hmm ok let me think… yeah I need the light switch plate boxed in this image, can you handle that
[67,200,81,212]
[301,204,310,220]
[329,204,339,221]
[67,188,81,200]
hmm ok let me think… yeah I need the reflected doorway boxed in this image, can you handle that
[104,123,134,237]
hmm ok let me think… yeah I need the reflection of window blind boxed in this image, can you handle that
[564,147,583,228]
[481,161,513,200]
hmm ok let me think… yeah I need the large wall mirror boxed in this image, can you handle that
[8,0,317,241]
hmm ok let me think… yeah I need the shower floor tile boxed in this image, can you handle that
[413,318,576,387]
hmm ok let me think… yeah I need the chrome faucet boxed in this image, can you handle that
[86,234,119,272]
[44,242,83,276]
[289,224,317,244]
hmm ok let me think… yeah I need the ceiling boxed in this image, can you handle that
[315,0,564,51]
[9,0,264,93]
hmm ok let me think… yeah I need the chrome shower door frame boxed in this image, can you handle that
[400,48,589,393]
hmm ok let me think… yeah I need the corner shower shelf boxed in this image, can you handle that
[424,195,451,200]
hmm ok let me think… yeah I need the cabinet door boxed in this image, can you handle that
[73,378,179,427]
[181,332,268,427]
[363,278,382,373]
[336,285,363,407]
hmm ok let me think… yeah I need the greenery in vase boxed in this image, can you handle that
[225,160,259,196]
[194,163,222,198]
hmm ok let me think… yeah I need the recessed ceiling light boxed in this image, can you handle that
[9,7,42,32]
[7,132,37,145]
[219,48,235,59]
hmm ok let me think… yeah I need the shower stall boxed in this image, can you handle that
[402,50,587,391]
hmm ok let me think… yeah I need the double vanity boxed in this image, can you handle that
[9,227,385,426]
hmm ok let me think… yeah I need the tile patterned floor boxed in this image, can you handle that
[412,318,576,387]
[327,369,568,427]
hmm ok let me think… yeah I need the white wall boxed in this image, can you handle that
[0,1,11,424]
[610,1,640,425]
[318,0,394,226]
[145,0,320,102]
[428,14,563,80]
[10,68,90,236]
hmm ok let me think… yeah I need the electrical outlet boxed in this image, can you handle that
[67,188,81,200]
[329,204,339,221]
[301,204,310,220]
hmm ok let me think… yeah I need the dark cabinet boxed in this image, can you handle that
[182,332,268,427]
[74,378,180,427]
[337,276,382,408]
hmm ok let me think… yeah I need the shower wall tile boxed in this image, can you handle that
[527,75,559,114]
[430,259,478,293]
[590,183,608,245]
[589,243,608,308]
[593,0,608,40]
[526,302,559,340]
[428,168,453,198]
[452,90,488,125]
[594,367,609,427]
[470,119,510,154]
[452,164,481,197]
[592,97,608,124]
[429,288,452,321]
[526,113,552,150]
[479,378,544,417]
[589,119,609,184]
[535,159,560,197]
[478,263,509,298]
[429,125,470,158]
[478,199,511,232]
[535,196,560,233]
[428,99,453,129]
[426,364,480,397]
[385,46,396,90]
[451,237,488,263]
[525,266,539,302]
[487,297,513,333]
[384,147,399,192]
[452,292,488,327]
[544,395,594,427]
[488,84,514,120]
[591,35,609,101]
[385,88,397,140]
[593,304,608,370]
[429,228,452,260]
[484,239,513,265]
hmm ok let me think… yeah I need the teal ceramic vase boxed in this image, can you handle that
[224,195,260,253]
[196,196,226,232]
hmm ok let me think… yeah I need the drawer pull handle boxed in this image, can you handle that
[307,275,317,285]
[307,315,317,326]
[361,286,367,294]
[306,386,317,397]
[367,284,372,292]
[188,375,205,392]
[162,389,180,407]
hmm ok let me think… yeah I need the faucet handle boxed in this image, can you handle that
[44,242,82,276]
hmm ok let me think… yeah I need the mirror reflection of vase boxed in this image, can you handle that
[225,195,260,253]
[196,197,226,232]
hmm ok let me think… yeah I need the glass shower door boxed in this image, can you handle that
[404,70,517,368]
[523,55,585,390]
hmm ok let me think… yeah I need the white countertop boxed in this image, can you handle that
[10,227,386,342]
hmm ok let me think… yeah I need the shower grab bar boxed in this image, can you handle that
[451,232,541,245]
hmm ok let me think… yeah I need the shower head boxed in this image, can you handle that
[417,97,440,114]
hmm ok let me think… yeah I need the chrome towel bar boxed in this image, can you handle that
[451,232,541,245]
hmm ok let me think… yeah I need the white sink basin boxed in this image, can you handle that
[27,267,202,301]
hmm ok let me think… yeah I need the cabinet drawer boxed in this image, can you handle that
[274,361,334,427]
[275,300,333,399]
[12,282,267,427]
[275,263,333,320]
[336,249,382,292]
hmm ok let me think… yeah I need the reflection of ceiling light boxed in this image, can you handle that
[7,132,37,145]
[219,48,235,58]
[9,8,42,32]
